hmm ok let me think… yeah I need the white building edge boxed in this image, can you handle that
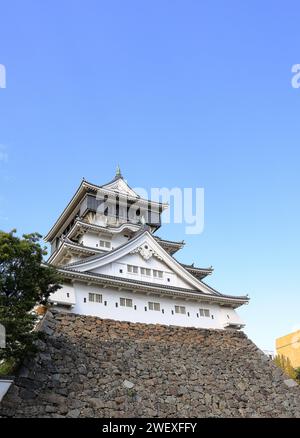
[46,169,249,330]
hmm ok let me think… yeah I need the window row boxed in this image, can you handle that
[99,240,111,249]
[83,293,212,318]
[127,264,163,278]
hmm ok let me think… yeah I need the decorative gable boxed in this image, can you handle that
[102,177,139,198]
[65,230,216,294]
[130,243,163,261]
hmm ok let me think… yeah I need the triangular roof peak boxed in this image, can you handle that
[64,229,208,291]
[61,229,249,304]
[100,169,140,198]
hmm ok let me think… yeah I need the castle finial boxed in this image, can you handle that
[116,164,122,178]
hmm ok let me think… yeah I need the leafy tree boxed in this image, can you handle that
[274,354,284,372]
[0,230,61,366]
[274,354,297,381]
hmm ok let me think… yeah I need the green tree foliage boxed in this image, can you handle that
[0,230,61,364]
[274,354,297,381]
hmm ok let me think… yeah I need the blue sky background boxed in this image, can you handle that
[0,1,299,351]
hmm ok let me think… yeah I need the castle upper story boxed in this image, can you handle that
[45,169,169,265]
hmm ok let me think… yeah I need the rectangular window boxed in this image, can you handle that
[148,301,160,311]
[120,297,133,308]
[175,305,186,314]
[127,264,138,274]
[100,240,111,249]
[95,294,102,303]
[199,308,210,317]
[153,269,163,279]
[141,267,151,276]
[89,293,102,303]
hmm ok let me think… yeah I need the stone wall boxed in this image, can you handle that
[1,310,300,418]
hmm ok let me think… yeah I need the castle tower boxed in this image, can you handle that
[45,171,248,329]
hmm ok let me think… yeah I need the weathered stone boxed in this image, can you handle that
[45,405,56,413]
[165,396,177,404]
[284,379,298,388]
[205,393,212,404]
[42,393,66,405]
[88,398,105,409]
[18,366,30,378]
[40,352,52,361]
[67,409,81,418]
[1,311,300,418]
[43,326,54,336]
[123,380,135,389]
[78,365,87,375]
[18,388,36,400]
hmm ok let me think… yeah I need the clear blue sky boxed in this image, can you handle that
[0,1,299,351]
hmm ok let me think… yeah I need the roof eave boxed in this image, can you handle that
[58,268,249,308]
[47,241,102,265]
[44,180,87,242]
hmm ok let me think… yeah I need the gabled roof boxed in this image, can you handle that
[47,239,104,265]
[178,262,213,280]
[101,175,139,198]
[44,176,168,242]
[48,220,186,266]
[62,226,150,268]
[153,235,185,255]
[60,228,248,302]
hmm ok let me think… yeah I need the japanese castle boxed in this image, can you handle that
[45,169,249,329]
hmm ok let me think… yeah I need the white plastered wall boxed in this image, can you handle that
[91,252,193,289]
[50,281,243,330]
